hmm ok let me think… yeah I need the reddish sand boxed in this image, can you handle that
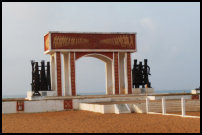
[2,111,200,133]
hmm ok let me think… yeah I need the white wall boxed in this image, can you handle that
[2,101,17,114]
[24,100,64,113]
[2,100,64,114]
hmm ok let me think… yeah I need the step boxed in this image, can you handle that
[114,104,131,114]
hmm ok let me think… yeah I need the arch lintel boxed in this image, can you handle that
[75,52,113,61]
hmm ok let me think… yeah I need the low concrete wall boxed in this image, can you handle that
[79,103,104,113]
[79,103,114,114]
[2,95,200,114]
[73,98,112,110]
[2,100,64,114]
[104,104,115,113]
[2,101,17,114]
[2,97,112,114]
[24,100,64,113]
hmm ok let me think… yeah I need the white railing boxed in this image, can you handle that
[146,96,200,118]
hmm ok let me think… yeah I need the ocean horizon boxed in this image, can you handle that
[2,89,191,99]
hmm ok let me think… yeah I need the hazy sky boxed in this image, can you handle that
[2,2,200,96]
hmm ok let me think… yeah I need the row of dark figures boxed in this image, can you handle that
[31,60,51,96]
[31,59,152,96]
[132,59,152,88]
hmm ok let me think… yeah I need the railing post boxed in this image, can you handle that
[162,97,166,115]
[181,97,186,117]
[146,97,149,113]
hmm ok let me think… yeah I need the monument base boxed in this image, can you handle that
[26,91,57,100]
[132,88,154,94]
[3,93,197,114]
[29,96,45,100]
[132,88,142,94]
[191,89,200,94]
[142,88,154,94]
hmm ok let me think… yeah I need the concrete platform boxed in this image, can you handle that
[132,88,154,94]
[78,98,200,114]
[191,89,200,94]
[2,93,199,114]
[26,91,57,100]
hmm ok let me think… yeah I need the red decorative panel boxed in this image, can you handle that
[114,52,119,95]
[75,52,113,60]
[192,95,199,100]
[127,53,132,94]
[47,32,136,51]
[71,52,76,96]
[16,101,24,111]
[56,52,62,96]
[64,100,73,109]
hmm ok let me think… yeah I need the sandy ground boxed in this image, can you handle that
[2,111,200,133]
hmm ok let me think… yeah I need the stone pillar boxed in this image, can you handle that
[114,52,119,95]
[124,53,128,94]
[119,52,126,94]
[70,52,76,96]
[50,54,56,91]
[63,52,71,96]
[127,53,132,94]
[105,60,113,95]
[56,52,62,96]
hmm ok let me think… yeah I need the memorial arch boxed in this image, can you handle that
[44,32,136,96]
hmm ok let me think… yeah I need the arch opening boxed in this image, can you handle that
[76,56,106,95]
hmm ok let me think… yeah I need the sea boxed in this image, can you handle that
[2,89,191,99]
